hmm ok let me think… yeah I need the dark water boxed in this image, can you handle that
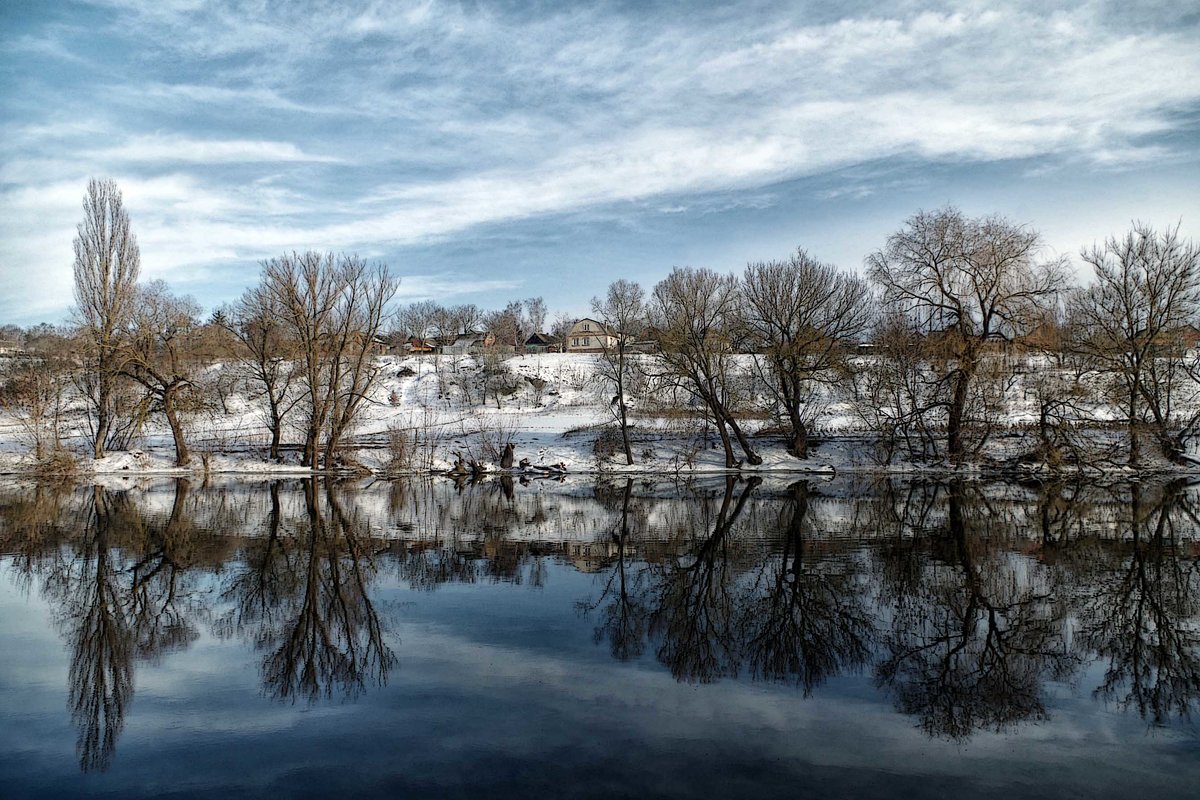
[0,475,1197,799]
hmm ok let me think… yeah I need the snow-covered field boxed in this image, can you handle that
[0,352,1189,477]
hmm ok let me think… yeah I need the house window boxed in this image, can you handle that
[572,337,578,346]
[583,323,590,331]
[584,337,590,346]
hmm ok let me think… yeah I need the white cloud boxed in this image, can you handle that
[1,0,1198,322]
[92,135,343,165]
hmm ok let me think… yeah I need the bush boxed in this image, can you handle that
[385,425,412,473]
[31,449,79,478]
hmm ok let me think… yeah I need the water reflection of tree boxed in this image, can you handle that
[127,480,201,660]
[45,481,206,771]
[739,482,875,694]
[874,481,1079,739]
[230,481,397,703]
[1075,481,1200,724]
[62,487,135,773]
[580,480,651,661]
[4,474,1200,765]
[584,478,876,689]
[649,476,759,682]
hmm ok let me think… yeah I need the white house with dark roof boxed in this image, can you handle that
[565,318,619,353]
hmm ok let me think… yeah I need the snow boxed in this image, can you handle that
[0,352,1197,478]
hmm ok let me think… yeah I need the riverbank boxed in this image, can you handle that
[0,353,1191,479]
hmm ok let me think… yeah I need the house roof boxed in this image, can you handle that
[525,332,559,346]
[569,318,617,336]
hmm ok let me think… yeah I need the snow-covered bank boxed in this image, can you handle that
[0,353,1195,478]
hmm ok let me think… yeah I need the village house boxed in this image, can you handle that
[401,336,436,355]
[524,332,561,353]
[442,331,499,356]
[565,318,620,353]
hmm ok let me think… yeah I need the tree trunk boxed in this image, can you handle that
[269,419,282,463]
[94,375,110,460]
[1128,385,1140,467]
[303,427,318,469]
[162,391,190,467]
[712,406,736,468]
[714,398,763,465]
[947,370,970,466]
[617,397,634,466]
[788,409,809,459]
[616,349,634,465]
[266,393,283,462]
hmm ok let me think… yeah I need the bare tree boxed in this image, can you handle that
[1070,223,1200,464]
[650,267,762,467]
[395,300,441,343]
[524,296,547,336]
[444,304,483,337]
[852,313,942,464]
[742,250,873,458]
[261,252,398,468]
[592,279,647,465]
[485,300,526,351]
[867,208,1066,465]
[222,286,302,462]
[120,281,204,467]
[72,178,141,459]
[549,312,575,345]
[0,350,71,461]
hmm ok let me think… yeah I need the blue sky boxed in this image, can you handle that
[1,0,1198,326]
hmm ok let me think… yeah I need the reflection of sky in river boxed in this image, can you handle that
[2,552,1197,800]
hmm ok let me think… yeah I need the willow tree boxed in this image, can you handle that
[741,250,872,458]
[651,267,762,468]
[120,281,203,467]
[72,178,140,459]
[868,208,1065,466]
[1070,223,1200,465]
[261,252,398,468]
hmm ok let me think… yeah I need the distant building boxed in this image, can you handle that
[442,331,499,356]
[565,318,619,353]
[524,332,561,353]
[403,336,436,354]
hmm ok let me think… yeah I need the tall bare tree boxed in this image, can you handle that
[742,250,873,458]
[592,279,647,465]
[651,267,762,467]
[262,252,398,468]
[120,281,203,467]
[72,178,140,459]
[222,286,301,462]
[1070,223,1200,464]
[524,296,547,336]
[868,208,1066,465]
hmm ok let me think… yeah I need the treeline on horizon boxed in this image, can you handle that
[1,177,1199,474]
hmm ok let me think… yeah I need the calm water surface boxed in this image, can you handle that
[0,475,1197,799]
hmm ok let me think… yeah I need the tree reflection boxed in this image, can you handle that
[253,481,397,703]
[1076,481,1200,724]
[874,481,1079,739]
[739,481,875,694]
[581,479,650,661]
[63,487,135,772]
[649,476,759,682]
[3,473,1200,772]
[127,479,200,661]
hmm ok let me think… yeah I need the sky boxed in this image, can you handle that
[1,0,1199,327]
